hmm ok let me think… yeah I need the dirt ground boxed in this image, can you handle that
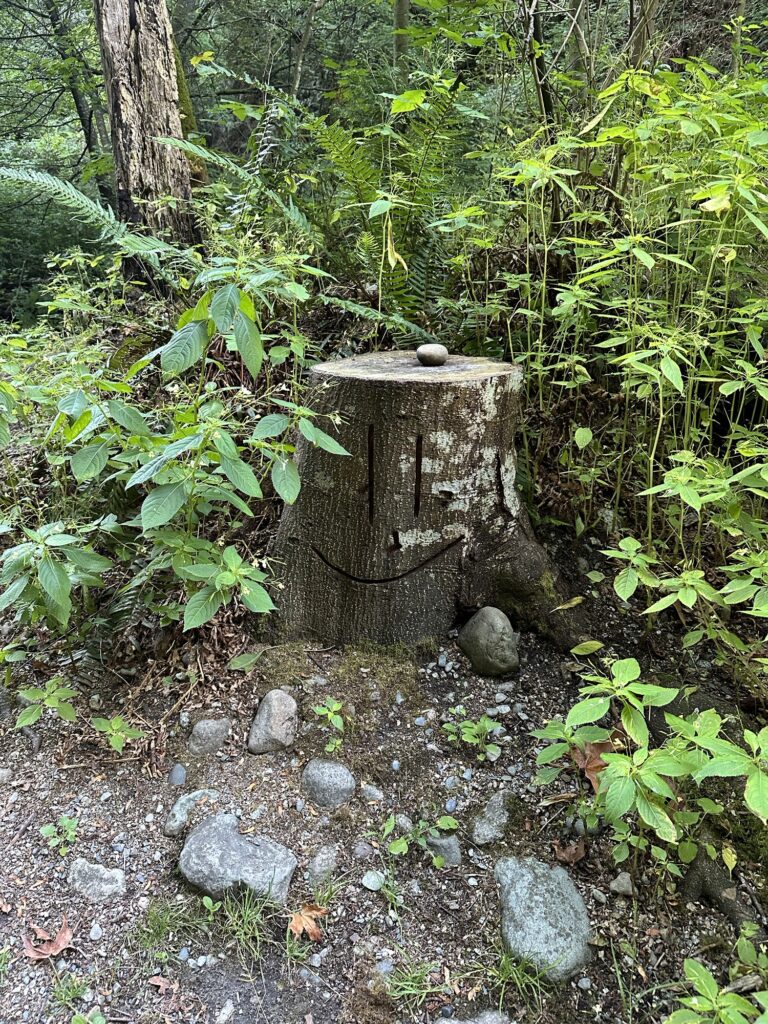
[0,544,766,1024]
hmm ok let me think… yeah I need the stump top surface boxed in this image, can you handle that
[311,350,522,384]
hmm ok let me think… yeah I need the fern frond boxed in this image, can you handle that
[156,137,252,183]
[0,166,119,230]
[307,118,379,206]
[320,294,435,342]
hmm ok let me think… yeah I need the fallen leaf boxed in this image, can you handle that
[571,731,625,792]
[22,915,73,960]
[0,899,11,914]
[552,837,587,865]
[288,903,328,942]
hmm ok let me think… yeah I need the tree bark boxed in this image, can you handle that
[273,352,589,649]
[394,0,410,64]
[93,0,198,242]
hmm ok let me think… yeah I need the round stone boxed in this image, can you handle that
[416,343,448,367]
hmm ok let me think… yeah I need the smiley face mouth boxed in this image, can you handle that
[312,535,465,585]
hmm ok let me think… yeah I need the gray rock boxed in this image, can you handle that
[0,767,12,785]
[307,845,338,888]
[362,870,385,891]
[427,834,462,867]
[188,718,231,755]
[179,813,296,904]
[416,343,449,367]
[458,607,520,677]
[494,856,591,981]
[164,789,220,838]
[168,763,187,786]
[68,858,126,903]
[360,783,384,803]
[472,791,510,846]
[301,758,356,809]
[577,977,592,991]
[247,690,298,754]
[610,871,634,897]
[88,922,103,942]
[353,840,374,860]
[457,1014,511,1024]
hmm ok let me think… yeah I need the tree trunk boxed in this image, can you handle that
[273,352,589,649]
[93,0,198,242]
[394,0,410,64]
[291,0,328,99]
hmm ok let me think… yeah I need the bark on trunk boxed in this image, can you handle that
[273,352,589,648]
[93,0,198,242]
[394,0,410,64]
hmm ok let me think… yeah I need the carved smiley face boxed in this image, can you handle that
[311,422,469,585]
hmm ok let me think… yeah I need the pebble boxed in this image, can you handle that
[462,768,473,781]
[438,654,447,668]
[89,922,103,942]
[414,716,427,727]
[168,763,187,786]
[188,718,231,756]
[592,888,608,905]
[610,871,635,897]
[179,947,190,962]
[416,343,449,366]
[578,977,592,991]
[391,760,401,772]
[360,783,384,803]
[362,870,385,892]
[445,797,457,813]
[0,768,11,785]
[353,840,374,860]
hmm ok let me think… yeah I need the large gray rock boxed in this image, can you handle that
[458,607,519,676]
[494,856,591,981]
[68,858,126,903]
[472,791,510,846]
[179,813,296,904]
[188,718,231,755]
[247,690,298,754]
[164,789,220,838]
[301,758,356,809]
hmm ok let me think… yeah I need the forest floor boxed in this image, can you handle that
[0,540,766,1024]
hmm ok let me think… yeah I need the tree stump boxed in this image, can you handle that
[273,351,587,648]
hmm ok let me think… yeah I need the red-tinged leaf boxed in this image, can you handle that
[22,915,73,960]
[552,837,587,865]
[288,903,328,942]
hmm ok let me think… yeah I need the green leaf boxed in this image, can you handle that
[228,651,264,671]
[220,456,263,498]
[38,555,72,607]
[574,426,593,449]
[160,321,208,375]
[643,592,678,615]
[621,705,649,747]
[106,400,151,436]
[604,775,635,821]
[16,704,42,728]
[299,418,317,443]
[0,574,29,611]
[744,769,768,822]
[391,89,426,114]
[271,457,301,504]
[314,427,351,456]
[388,836,409,855]
[684,959,719,1001]
[183,586,225,631]
[369,198,392,219]
[570,639,604,656]
[253,414,290,440]
[210,284,241,333]
[240,581,275,614]
[565,697,610,728]
[234,311,264,378]
[659,355,684,394]
[141,482,187,530]
[614,567,638,602]
[70,442,110,482]
[635,791,677,843]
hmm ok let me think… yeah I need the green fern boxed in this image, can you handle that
[0,166,119,232]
